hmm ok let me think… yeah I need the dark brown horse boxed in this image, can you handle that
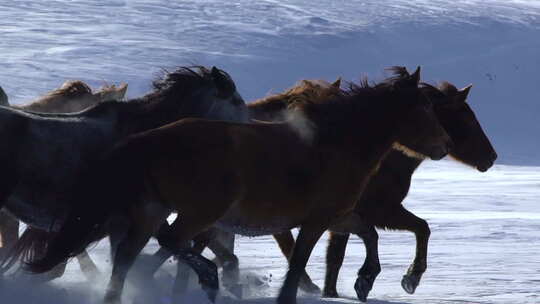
[273,81,498,302]
[28,67,453,304]
[146,77,498,301]
[141,78,343,294]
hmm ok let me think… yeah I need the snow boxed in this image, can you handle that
[0,1,539,303]
[2,160,539,304]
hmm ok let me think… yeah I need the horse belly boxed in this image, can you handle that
[215,205,298,237]
[4,195,64,232]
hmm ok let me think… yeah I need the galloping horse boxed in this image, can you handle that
[29,67,453,304]
[144,74,498,301]
[0,66,248,275]
[274,81,498,301]
[2,75,339,286]
[0,80,128,279]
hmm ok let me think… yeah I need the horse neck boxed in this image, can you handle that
[20,96,88,113]
[380,149,424,178]
[248,96,288,121]
[115,95,185,135]
[318,103,402,172]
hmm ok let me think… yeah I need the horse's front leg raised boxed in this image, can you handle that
[390,206,430,295]
[277,223,326,304]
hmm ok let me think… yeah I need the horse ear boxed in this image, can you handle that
[210,66,235,97]
[457,84,472,102]
[117,83,128,97]
[331,77,341,88]
[210,66,220,77]
[411,66,421,84]
[0,85,8,106]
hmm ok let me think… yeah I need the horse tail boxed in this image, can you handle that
[0,227,51,273]
[24,208,109,274]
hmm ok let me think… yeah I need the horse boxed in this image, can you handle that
[0,80,128,246]
[28,67,454,304]
[1,76,341,287]
[0,80,128,280]
[272,81,498,302]
[144,75,498,301]
[0,66,248,278]
[141,77,343,295]
[3,80,128,113]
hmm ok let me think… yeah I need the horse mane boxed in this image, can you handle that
[54,80,93,97]
[291,68,419,144]
[419,81,459,105]
[151,66,235,99]
[71,66,232,119]
[248,79,342,120]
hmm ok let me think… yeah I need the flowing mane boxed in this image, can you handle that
[290,68,421,145]
[248,79,342,121]
[151,66,236,99]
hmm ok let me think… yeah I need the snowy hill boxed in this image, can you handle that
[0,0,539,164]
[0,1,540,304]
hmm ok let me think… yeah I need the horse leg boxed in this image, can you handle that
[157,216,223,304]
[171,228,216,296]
[104,207,168,304]
[388,207,430,295]
[353,225,380,302]
[274,231,320,293]
[322,232,349,298]
[207,234,240,291]
[0,211,19,258]
[209,229,234,268]
[77,250,100,281]
[277,224,326,304]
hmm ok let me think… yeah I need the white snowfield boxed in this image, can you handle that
[2,161,539,304]
[0,1,539,304]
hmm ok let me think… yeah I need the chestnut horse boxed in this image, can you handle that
[29,67,453,304]
[274,81,498,302]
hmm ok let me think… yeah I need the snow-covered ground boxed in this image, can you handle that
[2,160,539,304]
[0,1,539,303]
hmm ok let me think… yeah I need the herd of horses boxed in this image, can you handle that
[0,66,497,304]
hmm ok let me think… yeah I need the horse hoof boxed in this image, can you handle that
[322,289,339,298]
[225,283,243,299]
[354,275,374,302]
[202,286,218,303]
[401,274,420,294]
[104,293,121,304]
[299,278,321,294]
